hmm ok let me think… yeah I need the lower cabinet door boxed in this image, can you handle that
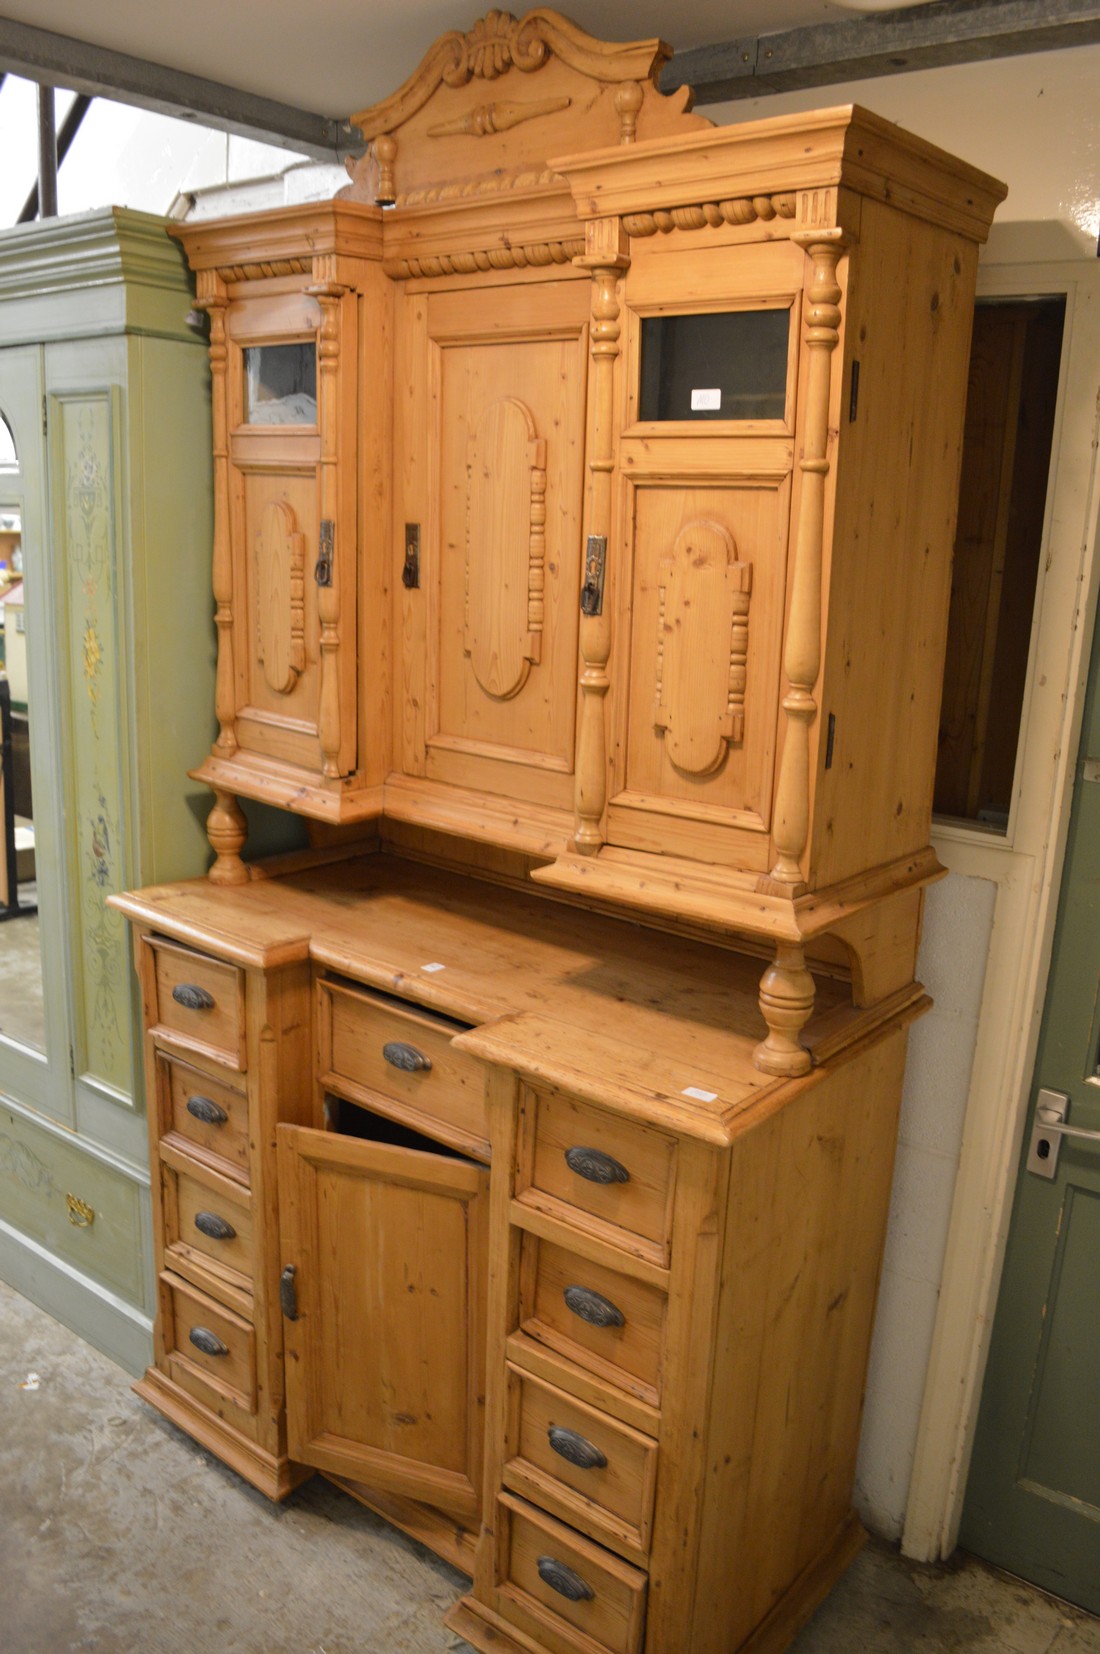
[276,1121,489,1518]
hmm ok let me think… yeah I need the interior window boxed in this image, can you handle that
[935,297,1066,829]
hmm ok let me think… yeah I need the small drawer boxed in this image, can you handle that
[519,1088,676,1262]
[146,937,245,1068]
[503,1365,658,1562]
[520,1236,667,1407]
[160,1145,255,1300]
[157,1050,250,1180]
[161,1273,256,1414]
[319,978,488,1156]
[497,1492,647,1654]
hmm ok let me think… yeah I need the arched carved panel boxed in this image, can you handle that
[464,396,546,701]
[255,497,306,696]
[654,520,752,776]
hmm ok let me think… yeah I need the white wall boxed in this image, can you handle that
[709,43,1100,1541]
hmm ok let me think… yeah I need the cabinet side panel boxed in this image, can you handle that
[686,1027,907,1652]
[812,202,978,887]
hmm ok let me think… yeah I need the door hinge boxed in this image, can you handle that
[848,359,860,423]
[42,395,48,437]
[403,522,420,589]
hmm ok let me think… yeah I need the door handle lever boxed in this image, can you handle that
[1027,1088,1100,1180]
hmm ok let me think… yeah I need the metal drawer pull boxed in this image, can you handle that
[564,1145,629,1185]
[548,1426,608,1471]
[382,1041,432,1073]
[280,1264,299,1321]
[186,1094,228,1126]
[189,1326,228,1357]
[563,1285,625,1329]
[536,1556,595,1603]
[194,1211,236,1242]
[172,982,215,1011]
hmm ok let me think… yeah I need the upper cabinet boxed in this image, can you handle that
[173,205,393,875]
[174,11,1005,1071]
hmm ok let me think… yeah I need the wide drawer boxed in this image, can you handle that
[519,1235,667,1408]
[319,978,488,1157]
[518,1087,677,1263]
[160,1144,255,1301]
[157,1049,250,1181]
[496,1492,647,1654]
[503,1364,658,1563]
[145,937,245,1068]
[161,1273,257,1415]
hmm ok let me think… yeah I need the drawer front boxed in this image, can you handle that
[162,1274,256,1413]
[521,1088,676,1260]
[320,979,488,1153]
[498,1493,647,1654]
[159,1051,250,1179]
[147,938,245,1067]
[162,1152,255,1295]
[522,1237,666,1405]
[504,1365,658,1560]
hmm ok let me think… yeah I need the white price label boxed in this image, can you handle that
[690,387,722,412]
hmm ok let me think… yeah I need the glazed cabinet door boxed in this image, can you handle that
[223,285,358,780]
[605,240,805,872]
[396,278,588,819]
[276,1121,488,1518]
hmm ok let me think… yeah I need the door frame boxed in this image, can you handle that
[903,258,1100,1559]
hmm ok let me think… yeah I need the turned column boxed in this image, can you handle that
[307,269,348,782]
[574,218,629,854]
[196,276,249,885]
[754,230,845,1074]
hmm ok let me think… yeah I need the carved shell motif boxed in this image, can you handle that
[464,397,546,700]
[255,497,306,696]
[654,520,753,776]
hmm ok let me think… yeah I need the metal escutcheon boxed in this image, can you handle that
[563,1284,625,1329]
[564,1145,630,1186]
[537,1556,595,1603]
[280,1264,299,1321]
[548,1426,608,1471]
[172,982,215,1012]
[189,1326,228,1357]
[382,1041,432,1073]
[194,1211,236,1242]
[186,1094,228,1126]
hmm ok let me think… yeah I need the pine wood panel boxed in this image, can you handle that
[278,1123,488,1517]
[682,1029,908,1652]
[810,200,979,886]
[397,279,588,812]
[619,481,788,842]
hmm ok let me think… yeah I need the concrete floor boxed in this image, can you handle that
[2,1277,1098,1654]
[0,879,44,1050]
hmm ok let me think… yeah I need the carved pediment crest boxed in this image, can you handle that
[342,8,707,208]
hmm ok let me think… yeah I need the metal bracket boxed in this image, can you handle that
[403,523,421,589]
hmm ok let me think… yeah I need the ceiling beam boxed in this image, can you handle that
[663,0,1100,103]
[0,15,353,160]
